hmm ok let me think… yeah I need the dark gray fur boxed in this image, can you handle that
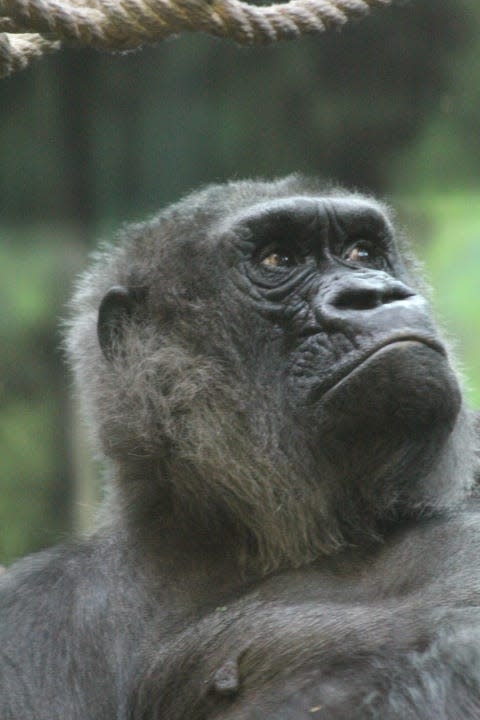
[1,176,479,719]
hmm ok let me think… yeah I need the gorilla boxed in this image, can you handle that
[1,176,479,720]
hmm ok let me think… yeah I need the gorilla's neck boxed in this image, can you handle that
[111,408,476,575]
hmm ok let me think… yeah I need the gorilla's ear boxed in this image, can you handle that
[97,286,136,361]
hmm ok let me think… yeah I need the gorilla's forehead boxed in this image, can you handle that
[221,195,386,227]
[217,194,393,240]
[146,178,395,252]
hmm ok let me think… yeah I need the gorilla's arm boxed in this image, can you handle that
[0,539,140,719]
[133,510,480,720]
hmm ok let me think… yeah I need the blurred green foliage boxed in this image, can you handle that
[404,193,480,407]
[0,234,83,560]
[0,0,479,563]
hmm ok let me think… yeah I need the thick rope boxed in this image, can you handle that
[0,0,393,77]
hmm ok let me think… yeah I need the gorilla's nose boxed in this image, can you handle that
[317,273,433,337]
[328,275,415,312]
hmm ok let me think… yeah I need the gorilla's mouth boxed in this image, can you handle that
[321,335,447,401]
[365,335,446,362]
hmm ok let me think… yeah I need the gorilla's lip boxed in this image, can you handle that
[319,334,447,400]
[366,334,446,360]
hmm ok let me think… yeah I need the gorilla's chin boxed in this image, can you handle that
[315,341,462,495]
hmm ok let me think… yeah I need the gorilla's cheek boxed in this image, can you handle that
[313,342,462,473]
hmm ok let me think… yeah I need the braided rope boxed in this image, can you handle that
[0,0,392,77]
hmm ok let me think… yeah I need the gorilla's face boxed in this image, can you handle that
[214,195,461,494]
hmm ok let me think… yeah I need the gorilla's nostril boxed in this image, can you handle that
[331,281,414,312]
[334,288,384,311]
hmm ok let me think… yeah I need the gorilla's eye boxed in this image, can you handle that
[344,240,372,263]
[259,245,299,268]
[343,240,387,269]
